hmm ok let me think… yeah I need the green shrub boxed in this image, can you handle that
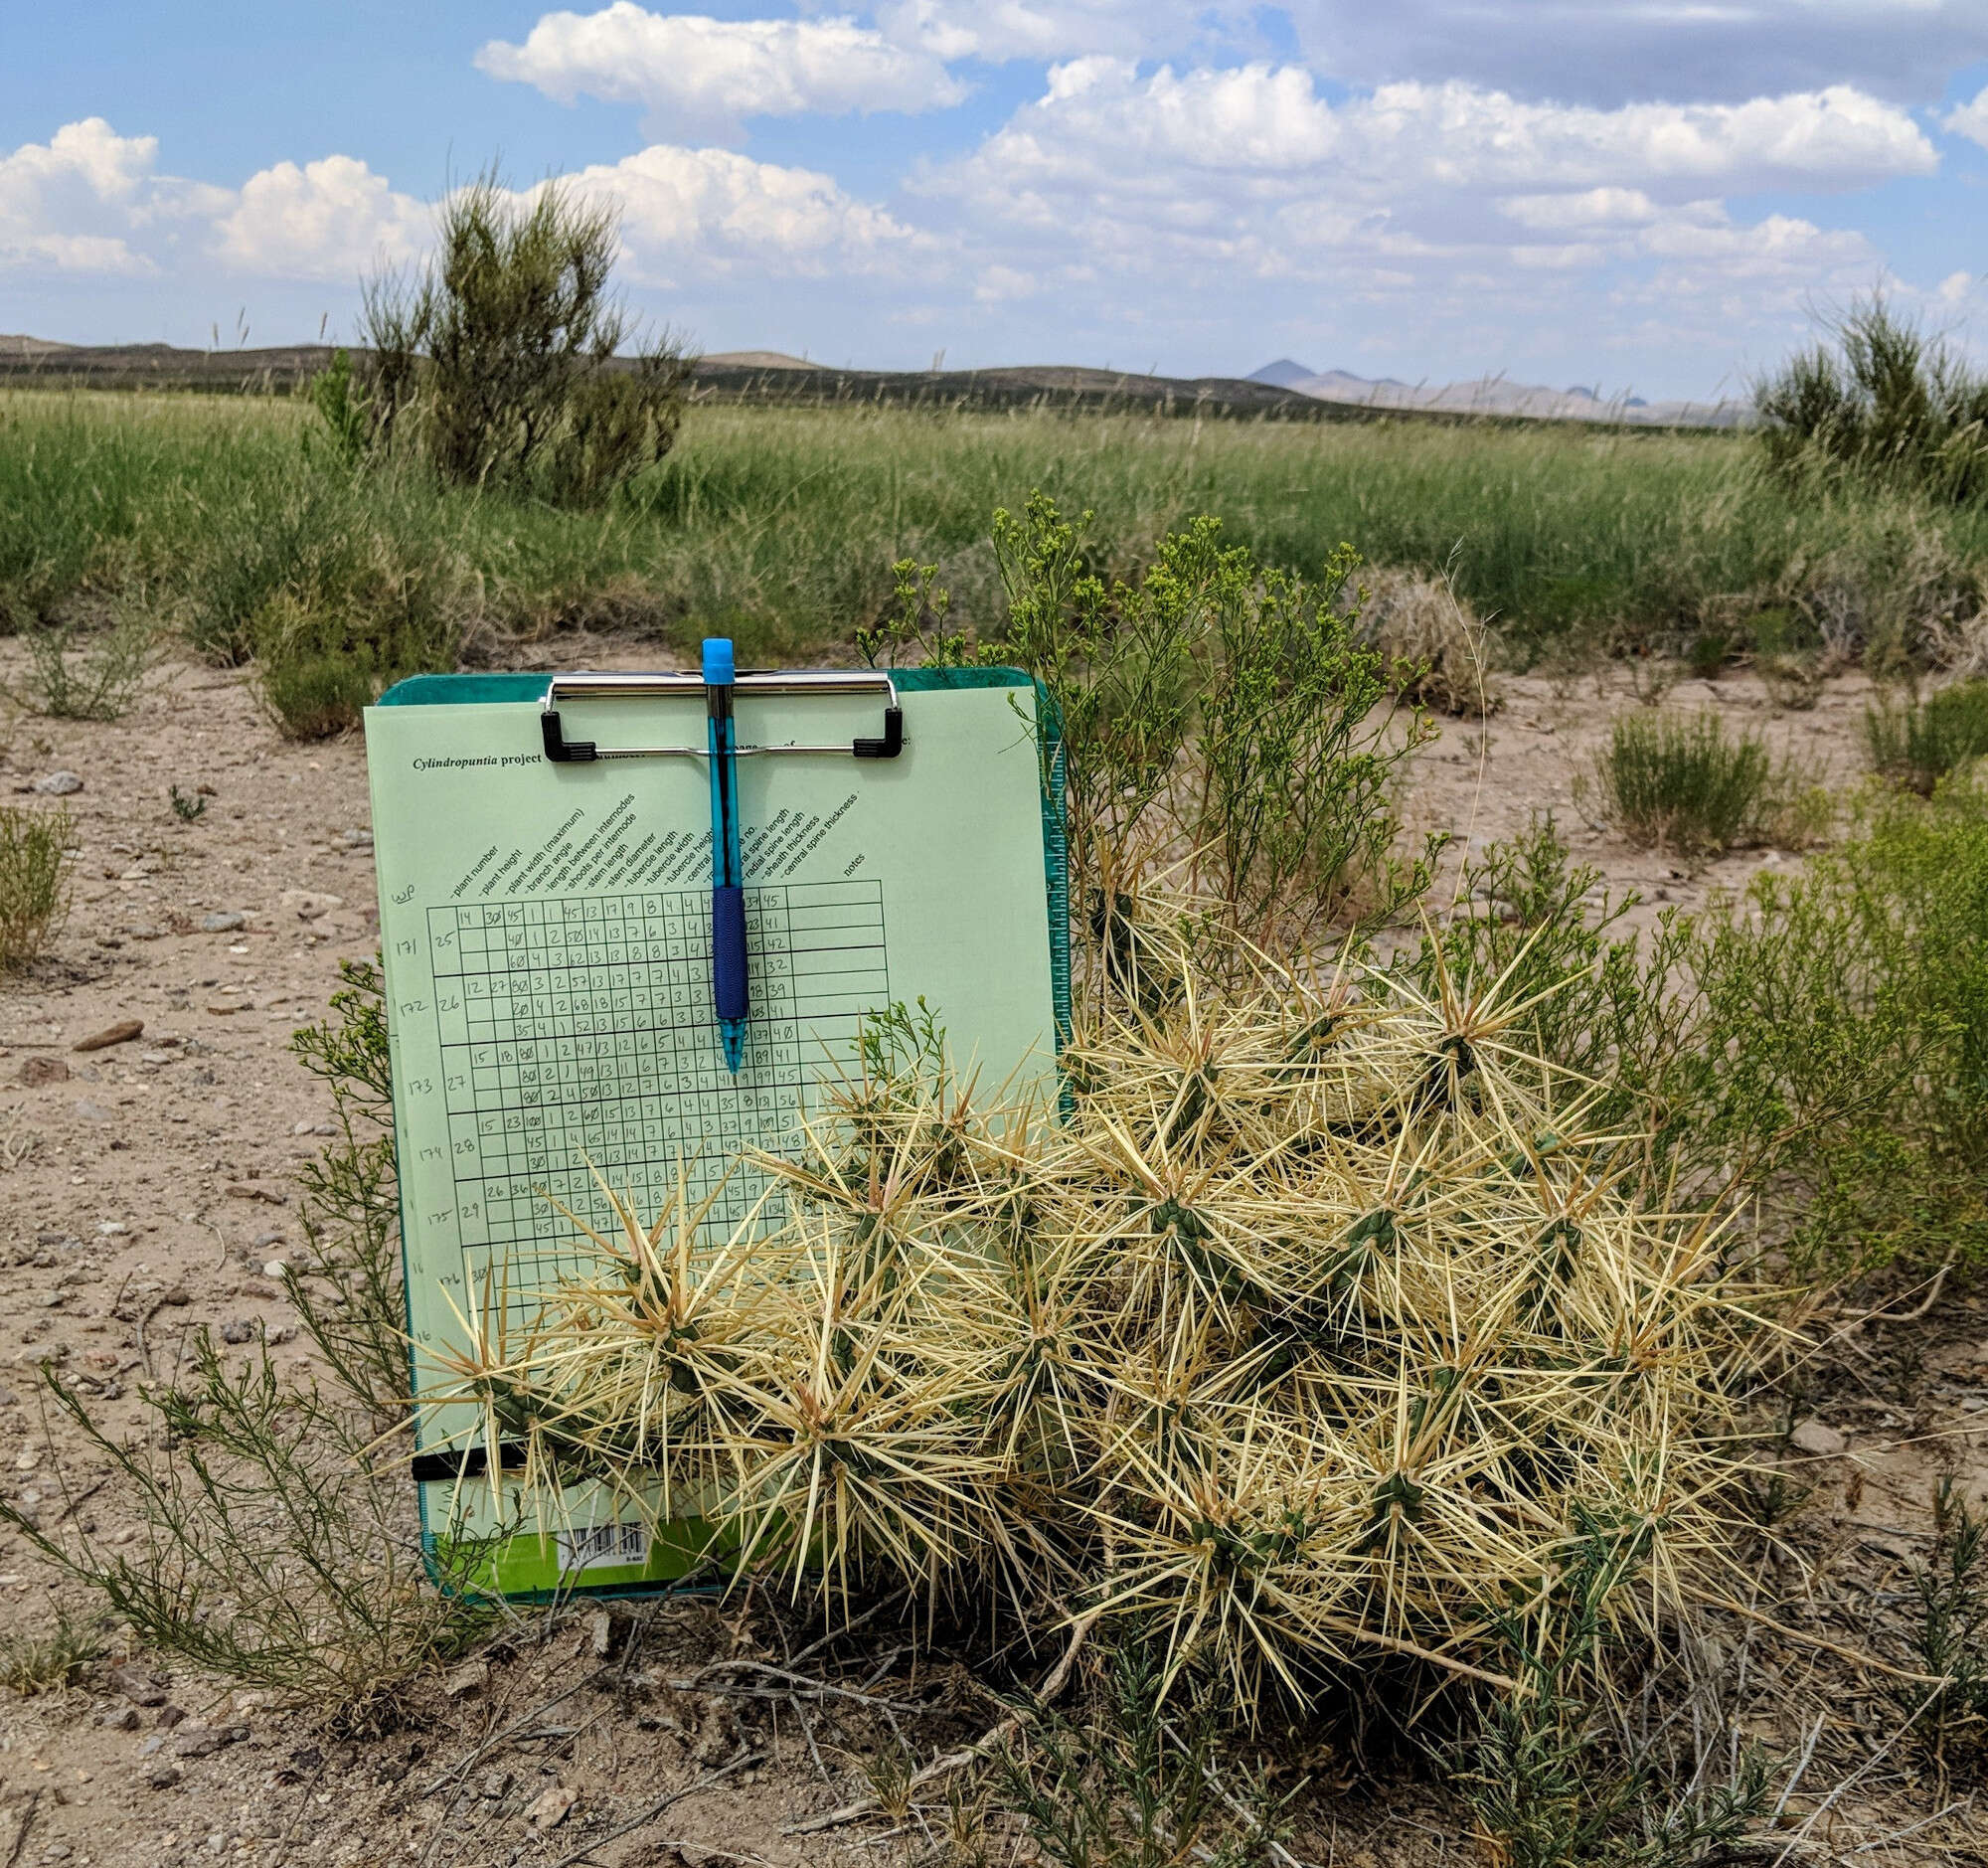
[249,543,467,738]
[0,804,72,970]
[1591,710,1811,854]
[20,610,152,719]
[863,494,1438,966]
[361,168,690,506]
[1865,679,1988,794]
[1756,296,1988,507]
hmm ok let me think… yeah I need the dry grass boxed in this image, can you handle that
[1359,567,1503,717]
[424,912,1764,1713]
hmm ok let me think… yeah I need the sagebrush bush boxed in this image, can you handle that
[1592,710,1812,854]
[360,169,690,506]
[1865,679,1988,794]
[0,803,72,970]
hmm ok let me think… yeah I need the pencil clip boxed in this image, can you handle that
[540,670,904,764]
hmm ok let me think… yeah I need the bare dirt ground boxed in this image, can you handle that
[2,647,1984,1867]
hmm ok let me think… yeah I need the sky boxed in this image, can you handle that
[3,3,1987,401]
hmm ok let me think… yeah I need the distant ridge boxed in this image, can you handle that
[1251,358,1742,428]
[0,335,1739,430]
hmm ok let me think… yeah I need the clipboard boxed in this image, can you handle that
[364,665,1069,1598]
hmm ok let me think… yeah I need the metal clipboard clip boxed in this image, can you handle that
[539,668,904,764]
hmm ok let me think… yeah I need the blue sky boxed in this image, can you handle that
[4,3,1987,399]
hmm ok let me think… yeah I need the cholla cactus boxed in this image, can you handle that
[433,910,1760,1709]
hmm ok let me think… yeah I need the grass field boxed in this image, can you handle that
[5,386,1984,666]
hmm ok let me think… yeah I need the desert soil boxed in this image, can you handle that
[1,646,1984,1866]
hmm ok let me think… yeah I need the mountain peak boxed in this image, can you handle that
[1246,358,1318,389]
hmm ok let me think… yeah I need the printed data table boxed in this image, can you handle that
[424,879,888,1310]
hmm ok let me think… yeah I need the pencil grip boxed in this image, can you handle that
[711,886,749,1022]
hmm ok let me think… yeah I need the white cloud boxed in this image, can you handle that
[565,143,929,282]
[0,119,161,273]
[867,2,1988,108]
[479,5,966,139]
[214,156,427,281]
[1944,84,1988,150]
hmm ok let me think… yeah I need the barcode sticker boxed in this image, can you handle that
[556,1522,650,1574]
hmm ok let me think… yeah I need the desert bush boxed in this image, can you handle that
[248,540,469,738]
[1412,798,1988,1279]
[1892,1476,1988,1780]
[1865,679,1988,794]
[1592,710,1815,854]
[0,803,73,970]
[1756,296,1988,507]
[359,169,691,506]
[0,965,499,1725]
[996,1641,1290,1866]
[1459,1524,1775,1867]
[1356,565,1502,716]
[19,610,152,719]
[0,1338,498,1727]
[286,959,410,1422]
[865,495,1439,967]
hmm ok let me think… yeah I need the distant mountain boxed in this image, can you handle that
[0,334,76,358]
[1252,361,1743,428]
[1247,358,1318,390]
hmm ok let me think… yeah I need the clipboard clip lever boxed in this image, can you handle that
[540,669,904,764]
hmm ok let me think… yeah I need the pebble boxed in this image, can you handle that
[443,1659,489,1700]
[18,1056,69,1086]
[198,913,247,934]
[219,1320,256,1345]
[251,1230,283,1250]
[72,1099,112,1122]
[526,1785,577,1829]
[14,1448,40,1471]
[34,770,83,795]
[261,1262,287,1280]
[102,1706,141,1731]
[74,1018,144,1053]
[277,889,345,922]
[143,1762,183,1790]
[97,1221,128,1237]
[108,1664,167,1706]
[1790,1418,1847,1456]
[477,1770,512,1799]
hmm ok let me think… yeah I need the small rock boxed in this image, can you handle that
[261,1262,287,1280]
[160,1285,191,1307]
[219,1320,255,1346]
[108,1664,167,1706]
[251,1230,283,1249]
[72,1099,112,1122]
[18,1055,69,1086]
[588,1610,613,1658]
[157,1703,187,1727]
[526,1784,577,1829]
[477,1768,512,1799]
[74,1019,144,1053]
[143,1762,183,1791]
[443,1659,489,1700]
[35,770,83,795]
[198,913,246,934]
[1790,1418,1847,1457]
[103,1706,141,1731]
[97,1221,127,1237]
[278,889,345,922]
[14,1447,40,1471]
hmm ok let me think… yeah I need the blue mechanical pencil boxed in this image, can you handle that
[703,637,748,1073]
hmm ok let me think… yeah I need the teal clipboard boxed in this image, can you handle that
[368,664,1068,1600]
